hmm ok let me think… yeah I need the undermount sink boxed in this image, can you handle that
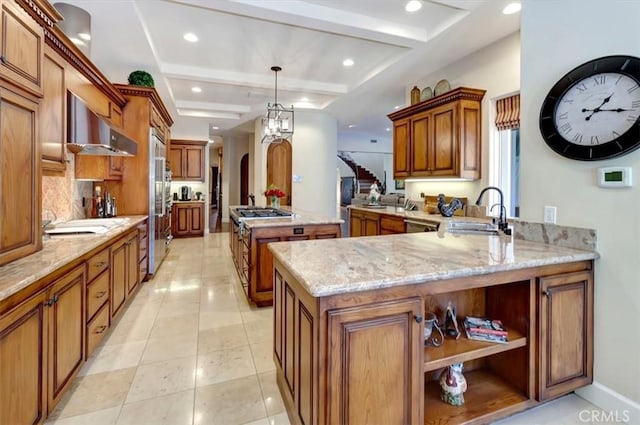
[447,221,500,235]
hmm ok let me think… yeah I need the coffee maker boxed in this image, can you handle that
[180,186,192,201]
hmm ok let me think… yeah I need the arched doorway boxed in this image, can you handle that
[240,153,249,205]
[267,140,292,205]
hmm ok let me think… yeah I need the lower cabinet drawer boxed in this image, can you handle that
[139,236,148,260]
[380,216,405,233]
[87,272,109,321]
[139,260,148,283]
[86,303,110,357]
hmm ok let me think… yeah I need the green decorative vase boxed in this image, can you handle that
[271,196,280,209]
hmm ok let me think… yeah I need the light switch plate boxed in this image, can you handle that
[544,206,556,224]
[293,174,303,183]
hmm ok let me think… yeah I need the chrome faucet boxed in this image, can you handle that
[474,186,511,235]
[248,193,255,207]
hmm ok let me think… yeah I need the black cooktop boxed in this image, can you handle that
[235,207,293,218]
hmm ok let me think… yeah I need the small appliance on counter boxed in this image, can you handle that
[181,186,192,201]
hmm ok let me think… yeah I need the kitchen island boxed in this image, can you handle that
[268,231,598,425]
[228,206,343,306]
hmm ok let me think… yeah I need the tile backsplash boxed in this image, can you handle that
[42,154,93,223]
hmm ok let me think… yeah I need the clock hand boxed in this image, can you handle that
[581,93,615,120]
[596,108,633,112]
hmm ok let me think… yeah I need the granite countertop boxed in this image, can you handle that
[268,231,599,297]
[0,215,148,303]
[348,205,490,225]
[172,200,206,203]
[229,206,344,229]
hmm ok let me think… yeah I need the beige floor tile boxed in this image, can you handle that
[194,376,267,425]
[244,318,274,344]
[243,419,270,425]
[48,368,136,420]
[242,307,273,323]
[156,299,201,318]
[119,299,163,323]
[44,406,121,425]
[149,313,199,340]
[103,316,155,346]
[78,340,146,376]
[198,323,249,353]
[117,389,194,425]
[141,333,198,364]
[196,345,256,387]
[494,394,609,425]
[199,311,243,330]
[258,371,286,416]
[268,412,291,425]
[126,356,197,403]
[251,341,276,373]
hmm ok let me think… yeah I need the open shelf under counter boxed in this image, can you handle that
[424,369,533,425]
[424,326,527,372]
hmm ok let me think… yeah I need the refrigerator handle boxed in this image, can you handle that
[157,157,167,217]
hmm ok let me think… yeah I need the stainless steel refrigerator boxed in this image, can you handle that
[148,127,172,275]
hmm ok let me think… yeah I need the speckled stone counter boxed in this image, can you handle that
[348,205,491,225]
[230,206,344,229]
[0,216,147,303]
[268,231,599,297]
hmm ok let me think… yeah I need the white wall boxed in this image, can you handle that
[404,32,521,202]
[252,110,339,217]
[338,132,392,153]
[221,135,250,221]
[521,0,640,418]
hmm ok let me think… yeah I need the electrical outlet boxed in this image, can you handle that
[544,206,557,224]
[420,192,425,198]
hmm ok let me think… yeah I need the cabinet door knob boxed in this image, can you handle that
[95,291,107,298]
[543,290,551,297]
[95,261,106,268]
[94,325,107,334]
[414,315,423,323]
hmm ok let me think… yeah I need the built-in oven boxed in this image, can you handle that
[404,219,439,233]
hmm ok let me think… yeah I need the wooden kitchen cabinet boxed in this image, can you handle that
[46,265,85,411]
[388,87,485,180]
[538,271,593,400]
[40,45,66,174]
[0,0,44,97]
[85,248,110,357]
[110,230,138,320]
[0,290,48,425]
[172,202,204,237]
[169,140,206,181]
[349,209,404,236]
[0,84,41,267]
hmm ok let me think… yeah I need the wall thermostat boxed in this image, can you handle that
[597,167,632,188]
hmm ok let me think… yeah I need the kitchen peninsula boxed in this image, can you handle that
[229,207,343,306]
[269,231,598,425]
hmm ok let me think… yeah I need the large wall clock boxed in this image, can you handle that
[539,55,640,160]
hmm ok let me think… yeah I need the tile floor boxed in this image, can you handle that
[45,233,616,425]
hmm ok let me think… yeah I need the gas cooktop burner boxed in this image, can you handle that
[235,207,293,219]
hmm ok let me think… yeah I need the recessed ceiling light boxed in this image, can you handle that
[300,97,309,102]
[405,0,422,13]
[394,105,400,109]
[502,2,521,14]
[191,86,202,93]
[78,32,91,41]
[212,126,219,130]
[183,33,198,42]
[69,37,85,46]
[385,128,391,132]
[348,124,356,128]
[342,58,354,67]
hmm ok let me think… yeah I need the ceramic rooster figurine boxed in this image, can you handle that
[437,193,463,217]
[440,363,467,406]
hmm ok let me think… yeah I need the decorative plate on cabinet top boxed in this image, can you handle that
[420,86,433,101]
[434,79,451,96]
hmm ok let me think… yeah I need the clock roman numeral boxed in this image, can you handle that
[616,75,623,85]
[628,85,639,94]
[572,133,583,143]
[632,100,640,109]
[558,112,569,120]
[612,131,621,138]
[627,114,638,123]
[590,135,599,145]
[575,83,588,92]
[559,123,572,134]
[562,98,574,104]
[593,75,606,85]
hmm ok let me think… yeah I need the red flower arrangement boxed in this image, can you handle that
[264,184,286,198]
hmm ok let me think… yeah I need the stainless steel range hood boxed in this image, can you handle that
[67,92,138,156]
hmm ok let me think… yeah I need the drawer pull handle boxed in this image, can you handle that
[94,261,107,268]
[414,315,423,323]
[94,325,107,334]
[95,291,107,298]
[543,290,551,297]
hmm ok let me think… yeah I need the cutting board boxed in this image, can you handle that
[423,195,467,216]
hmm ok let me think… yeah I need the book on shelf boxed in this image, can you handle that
[464,316,508,344]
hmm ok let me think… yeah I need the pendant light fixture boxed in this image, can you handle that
[262,66,294,144]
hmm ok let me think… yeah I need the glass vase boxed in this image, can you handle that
[271,196,280,209]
